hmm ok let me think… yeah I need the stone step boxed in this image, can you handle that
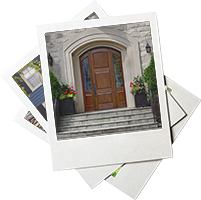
[57,122,158,140]
[59,107,152,121]
[58,111,153,126]
[58,116,154,132]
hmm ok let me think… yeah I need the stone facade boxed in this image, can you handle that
[45,21,153,83]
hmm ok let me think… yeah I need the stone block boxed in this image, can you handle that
[138,22,147,27]
[141,31,151,37]
[58,133,71,138]
[56,32,63,38]
[145,21,150,26]
[72,115,86,120]
[118,121,129,126]
[101,112,114,117]
[137,26,151,32]
[45,35,51,43]
[86,131,102,136]
[127,23,139,29]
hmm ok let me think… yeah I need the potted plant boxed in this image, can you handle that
[59,82,77,116]
[130,74,149,107]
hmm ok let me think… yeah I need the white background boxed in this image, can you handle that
[0,0,200,200]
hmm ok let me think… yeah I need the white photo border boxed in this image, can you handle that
[15,77,188,189]
[14,107,49,144]
[2,47,48,131]
[37,12,173,170]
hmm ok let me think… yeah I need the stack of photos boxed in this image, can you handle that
[1,2,200,200]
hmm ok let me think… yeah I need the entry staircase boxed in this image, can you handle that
[57,106,158,140]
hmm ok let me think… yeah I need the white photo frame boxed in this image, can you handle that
[37,13,173,170]
[2,47,48,131]
[14,107,49,144]
[14,77,187,189]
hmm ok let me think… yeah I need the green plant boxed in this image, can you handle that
[142,56,158,96]
[59,82,77,101]
[18,58,42,75]
[12,56,42,97]
[111,166,123,178]
[12,76,29,96]
[49,70,61,102]
[166,86,172,94]
[143,56,161,123]
[130,74,146,96]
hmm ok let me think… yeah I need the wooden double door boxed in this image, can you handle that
[80,47,127,112]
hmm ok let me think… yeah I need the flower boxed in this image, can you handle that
[70,92,72,94]
[71,89,74,91]
[130,75,146,96]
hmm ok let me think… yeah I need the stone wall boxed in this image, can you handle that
[45,21,153,83]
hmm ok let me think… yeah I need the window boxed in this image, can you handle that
[81,57,92,91]
[84,12,99,20]
[113,54,123,88]
[21,66,42,90]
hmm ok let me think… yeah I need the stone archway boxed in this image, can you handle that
[61,27,142,113]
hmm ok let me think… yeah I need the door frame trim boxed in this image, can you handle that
[62,27,142,113]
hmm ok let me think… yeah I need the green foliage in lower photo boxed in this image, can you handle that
[111,166,123,178]
[49,70,61,103]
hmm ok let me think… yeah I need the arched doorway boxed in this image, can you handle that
[79,47,127,112]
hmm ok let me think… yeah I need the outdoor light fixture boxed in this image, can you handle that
[48,53,53,66]
[146,43,151,53]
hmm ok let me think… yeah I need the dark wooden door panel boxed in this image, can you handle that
[98,102,114,110]
[97,92,113,104]
[117,90,125,101]
[93,52,108,68]
[95,71,111,89]
[80,47,127,112]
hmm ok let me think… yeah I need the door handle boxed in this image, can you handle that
[93,83,97,97]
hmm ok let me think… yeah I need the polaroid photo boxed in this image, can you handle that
[2,47,47,131]
[37,12,173,170]
[14,76,190,191]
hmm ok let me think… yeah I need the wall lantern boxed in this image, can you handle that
[146,43,151,53]
[48,53,53,66]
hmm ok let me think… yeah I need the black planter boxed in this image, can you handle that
[135,91,149,107]
[59,98,75,116]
